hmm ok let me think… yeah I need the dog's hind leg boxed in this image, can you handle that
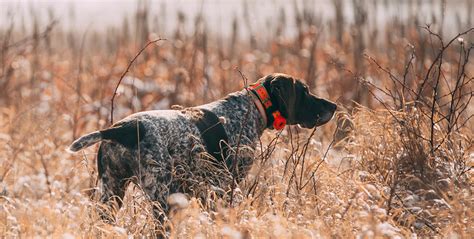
[96,143,137,222]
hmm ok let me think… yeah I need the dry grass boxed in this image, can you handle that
[1,1,473,238]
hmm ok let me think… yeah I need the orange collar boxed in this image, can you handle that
[248,82,287,130]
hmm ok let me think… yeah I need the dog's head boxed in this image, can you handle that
[260,73,337,129]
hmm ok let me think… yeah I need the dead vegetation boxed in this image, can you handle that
[0,0,473,238]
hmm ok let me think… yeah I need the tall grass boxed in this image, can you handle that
[0,0,472,237]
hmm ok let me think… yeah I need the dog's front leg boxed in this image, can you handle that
[137,147,175,233]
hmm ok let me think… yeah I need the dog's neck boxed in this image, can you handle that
[249,90,267,130]
[200,90,266,144]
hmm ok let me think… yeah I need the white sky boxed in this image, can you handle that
[0,0,470,37]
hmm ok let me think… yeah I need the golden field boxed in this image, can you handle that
[0,0,473,238]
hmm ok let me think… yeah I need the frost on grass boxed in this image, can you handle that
[0,6,472,236]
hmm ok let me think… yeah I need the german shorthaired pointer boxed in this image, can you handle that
[68,73,336,221]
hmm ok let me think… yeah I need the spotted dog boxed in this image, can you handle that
[68,73,337,221]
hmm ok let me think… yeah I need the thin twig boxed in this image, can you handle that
[5,20,58,50]
[230,68,252,206]
[110,38,165,125]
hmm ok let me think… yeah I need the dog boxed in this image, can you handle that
[68,73,337,222]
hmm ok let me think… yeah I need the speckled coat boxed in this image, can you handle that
[96,90,263,218]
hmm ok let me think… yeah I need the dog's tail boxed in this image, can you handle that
[67,120,146,153]
[67,131,103,153]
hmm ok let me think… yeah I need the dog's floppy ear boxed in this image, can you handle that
[269,75,298,123]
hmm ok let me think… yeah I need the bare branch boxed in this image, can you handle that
[110,38,166,125]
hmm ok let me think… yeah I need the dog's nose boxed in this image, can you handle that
[329,101,337,113]
[323,99,337,114]
[317,99,337,126]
